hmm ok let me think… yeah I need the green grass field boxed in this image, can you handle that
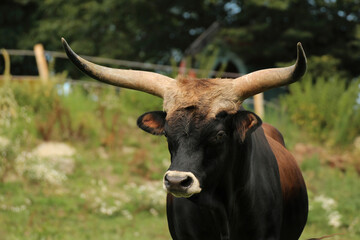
[0,81,359,239]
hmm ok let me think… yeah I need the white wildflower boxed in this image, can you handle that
[114,200,122,207]
[121,209,133,220]
[84,178,165,218]
[124,182,137,190]
[149,208,159,217]
[1,204,27,213]
[32,142,75,158]
[314,195,337,211]
[14,142,76,185]
[11,205,27,213]
[328,211,342,228]
[25,198,31,205]
[101,185,108,192]
[15,150,68,185]
[122,146,135,154]
[100,205,116,216]
[0,136,10,149]
[97,147,109,159]
[313,194,342,228]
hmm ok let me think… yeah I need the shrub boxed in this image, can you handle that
[0,85,18,127]
[282,74,360,147]
[280,54,360,147]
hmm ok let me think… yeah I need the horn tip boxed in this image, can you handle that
[296,42,307,62]
[293,42,307,80]
[61,37,68,46]
[296,42,305,53]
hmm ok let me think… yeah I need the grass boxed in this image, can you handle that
[0,80,359,239]
[300,158,360,239]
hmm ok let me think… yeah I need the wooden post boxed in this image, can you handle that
[1,48,11,83]
[254,93,264,119]
[179,59,187,76]
[34,44,49,83]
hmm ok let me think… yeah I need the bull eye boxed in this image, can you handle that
[215,130,227,142]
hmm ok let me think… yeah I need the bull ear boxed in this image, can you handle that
[233,111,262,142]
[137,111,167,135]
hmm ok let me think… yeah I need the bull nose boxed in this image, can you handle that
[163,171,202,198]
[164,174,194,190]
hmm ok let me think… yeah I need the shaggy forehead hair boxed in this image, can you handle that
[163,77,242,119]
[167,108,208,137]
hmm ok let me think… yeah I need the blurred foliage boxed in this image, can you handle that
[281,55,360,146]
[0,81,171,239]
[0,0,229,77]
[220,0,360,78]
[0,82,359,239]
[0,79,163,148]
[0,85,18,126]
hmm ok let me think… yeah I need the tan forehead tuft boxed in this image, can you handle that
[163,77,242,119]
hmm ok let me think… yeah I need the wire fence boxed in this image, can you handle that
[1,46,269,116]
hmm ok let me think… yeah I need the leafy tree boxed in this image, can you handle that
[220,0,360,78]
[1,0,360,79]
[1,0,231,76]
[18,0,229,60]
[0,0,39,75]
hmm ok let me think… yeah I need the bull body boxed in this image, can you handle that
[138,109,308,240]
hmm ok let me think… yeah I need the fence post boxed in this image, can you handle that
[34,44,49,83]
[1,49,11,83]
[254,93,264,119]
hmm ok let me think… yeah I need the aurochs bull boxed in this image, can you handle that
[62,38,308,240]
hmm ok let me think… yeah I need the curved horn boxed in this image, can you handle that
[61,38,175,98]
[234,42,307,100]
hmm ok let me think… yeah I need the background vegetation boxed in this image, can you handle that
[1,0,359,239]
[0,79,359,239]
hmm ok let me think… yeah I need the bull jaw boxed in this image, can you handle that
[163,187,202,198]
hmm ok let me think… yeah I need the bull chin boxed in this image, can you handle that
[168,191,197,198]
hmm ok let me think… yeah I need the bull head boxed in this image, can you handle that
[62,38,306,198]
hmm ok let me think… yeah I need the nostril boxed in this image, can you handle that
[180,176,193,188]
[164,174,171,186]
